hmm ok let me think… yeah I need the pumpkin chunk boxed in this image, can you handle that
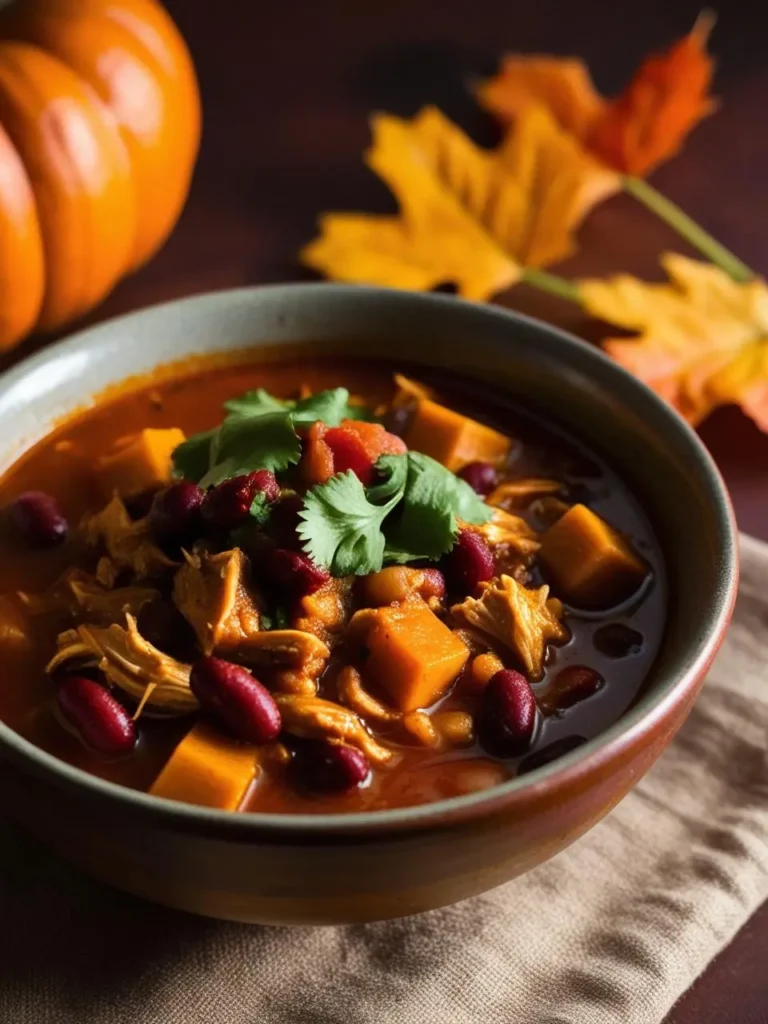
[150,722,260,810]
[539,504,648,608]
[361,599,470,711]
[403,397,511,471]
[96,428,185,498]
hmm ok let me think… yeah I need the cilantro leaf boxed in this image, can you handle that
[172,430,216,483]
[366,452,408,505]
[175,387,377,485]
[223,387,371,428]
[223,388,289,418]
[298,452,492,575]
[248,491,272,526]
[200,411,301,487]
[292,388,357,427]
[380,453,490,563]
[297,470,404,575]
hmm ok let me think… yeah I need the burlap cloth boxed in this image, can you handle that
[1,535,767,1024]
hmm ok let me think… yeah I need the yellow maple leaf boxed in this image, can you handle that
[580,254,768,430]
[478,15,715,178]
[301,106,618,300]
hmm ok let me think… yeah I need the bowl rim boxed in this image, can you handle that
[0,283,739,838]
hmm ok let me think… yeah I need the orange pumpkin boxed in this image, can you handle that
[0,0,200,348]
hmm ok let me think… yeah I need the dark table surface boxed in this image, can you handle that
[17,0,768,1018]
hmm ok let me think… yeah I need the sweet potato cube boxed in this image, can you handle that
[539,504,647,609]
[150,722,259,811]
[96,427,186,498]
[363,600,469,711]
[403,398,511,471]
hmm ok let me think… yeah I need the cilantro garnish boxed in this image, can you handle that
[173,387,373,485]
[200,411,301,487]
[297,471,403,575]
[298,452,492,575]
[222,387,370,427]
[172,429,216,483]
[381,452,488,563]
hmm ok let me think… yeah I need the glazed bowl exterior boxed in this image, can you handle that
[0,285,738,924]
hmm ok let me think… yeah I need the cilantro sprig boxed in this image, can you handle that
[172,387,369,486]
[297,471,403,575]
[298,452,492,575]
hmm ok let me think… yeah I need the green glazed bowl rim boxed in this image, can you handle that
[0,284,738,839]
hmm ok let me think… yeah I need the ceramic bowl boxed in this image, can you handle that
[0,285,738,924]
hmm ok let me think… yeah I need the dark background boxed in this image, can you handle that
[22,1,768,1018]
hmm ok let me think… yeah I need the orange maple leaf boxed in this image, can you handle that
[579,254,768,430]
[301,106,618,299]
[478,14,716,177]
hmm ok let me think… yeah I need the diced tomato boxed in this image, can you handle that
[344,420,407,460]
[324,428,372,483]
[302,419,407,486]
[301,421,335,485]
[325,420,407,485]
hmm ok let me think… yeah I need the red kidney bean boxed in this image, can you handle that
[11,491,68,548]
[57,676,136,755]
[479,668,537,757]
[300,740,370,793]
[202,470,279,529]
[444,529,495,596]
[517,735,587,775]
[190,657,281,744]
[263,547,330,599]
[458,460,498,495]
[545,665,603,712]
[593,623,644,659]
[149,480,204,540]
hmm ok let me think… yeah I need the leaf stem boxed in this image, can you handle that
[623,176,754,283]
[520,267,582,304]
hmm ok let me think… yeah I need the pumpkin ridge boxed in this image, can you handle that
[0,41,137,330]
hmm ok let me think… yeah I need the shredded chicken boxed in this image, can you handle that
[452,574,568,679]
[336,667,441,747]
[468,509,540,557]
[337,665,400,724]
[173,548,262,656]
[95,556,119,588]
[401,710,439,746]
[47,613,195,715]
[275,694,394,764]
[82,494,176,580]
[234,629,330,679]
[486,478,563,508]
[270,669,320,697]
[65,570,159,623]
[293,576,354,646]
[18,568,157,622]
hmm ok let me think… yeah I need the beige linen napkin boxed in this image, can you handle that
[1,536,767,1024]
